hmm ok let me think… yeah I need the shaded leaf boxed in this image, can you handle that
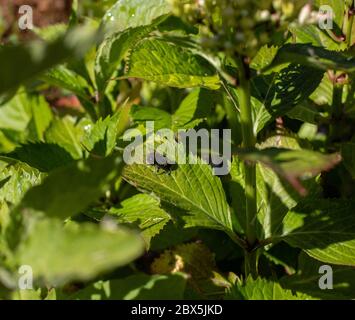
[0,25,99,95]
[238,147,340,195]
[7,143,75,172]
[69,273,187,300]
[18,155,124,220]
[281,252,355,299]
[264,44,355,73]
[275,199,355,266]
[15,219,144,285]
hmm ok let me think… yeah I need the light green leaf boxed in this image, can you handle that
[251,45,279,71]
[44,117,85,159]
[131,105,173,130]
[122,38,220,89]
[313,0,345,29]
[15,219,144,285]
[310,74,333,106]
[123,160,233,235]
[289,24,347,52]
[131,88,214,131]
[172,88,214,129]
[82,112,121,157]
[0,92,32,132]
[95,25,156,93]
[27,95,53,141]
[109,194,171,248]
[0,157,43,205]
[227,276,312,300]
[101,0,171,36]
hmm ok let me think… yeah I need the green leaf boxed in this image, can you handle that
[289,24,347,52]
[95,25,156,93]
[275,199,355,266]
[131,105,173,130]
[82,112,121,157]
[7,143,75,172]
[172,88,214,130]
[237,147,340,195]
[0,92,32,132]
[18,155,124,220]
[44,117,85,159]
[227,276,312,300]
[0,25,99,95]
[15,219,144,285]
[34,24,67,42]
[109,194,171,248]
[264,44,355,73]
[101,0,171,36]
[231,136,322,239]
[310,74,333,106]
[27,95,53,141]
[122,38,220,89]
[69,273,187,300]
[251,45,279,71]
[286,100,325,125]
[123,160,233,235]
[41,66,92,101]
[313,0,345,29]
[131,88,214,131]
[251,64,324,133]
[0,157,43,205]
[281,252,355,299]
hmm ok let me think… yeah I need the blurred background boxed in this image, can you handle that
[0,0,119,42]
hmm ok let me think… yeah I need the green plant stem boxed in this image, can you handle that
[332,83,344,119]
[244,251,258,278]
[347,1,354,46]
[236,58,258,277]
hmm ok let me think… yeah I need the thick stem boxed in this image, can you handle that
[237,61,257,247]
[236,58,258,254]
[244,251,258,278]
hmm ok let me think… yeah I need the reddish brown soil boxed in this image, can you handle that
[1,0,72,39]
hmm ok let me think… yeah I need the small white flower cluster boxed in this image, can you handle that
[170,0,312,57]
